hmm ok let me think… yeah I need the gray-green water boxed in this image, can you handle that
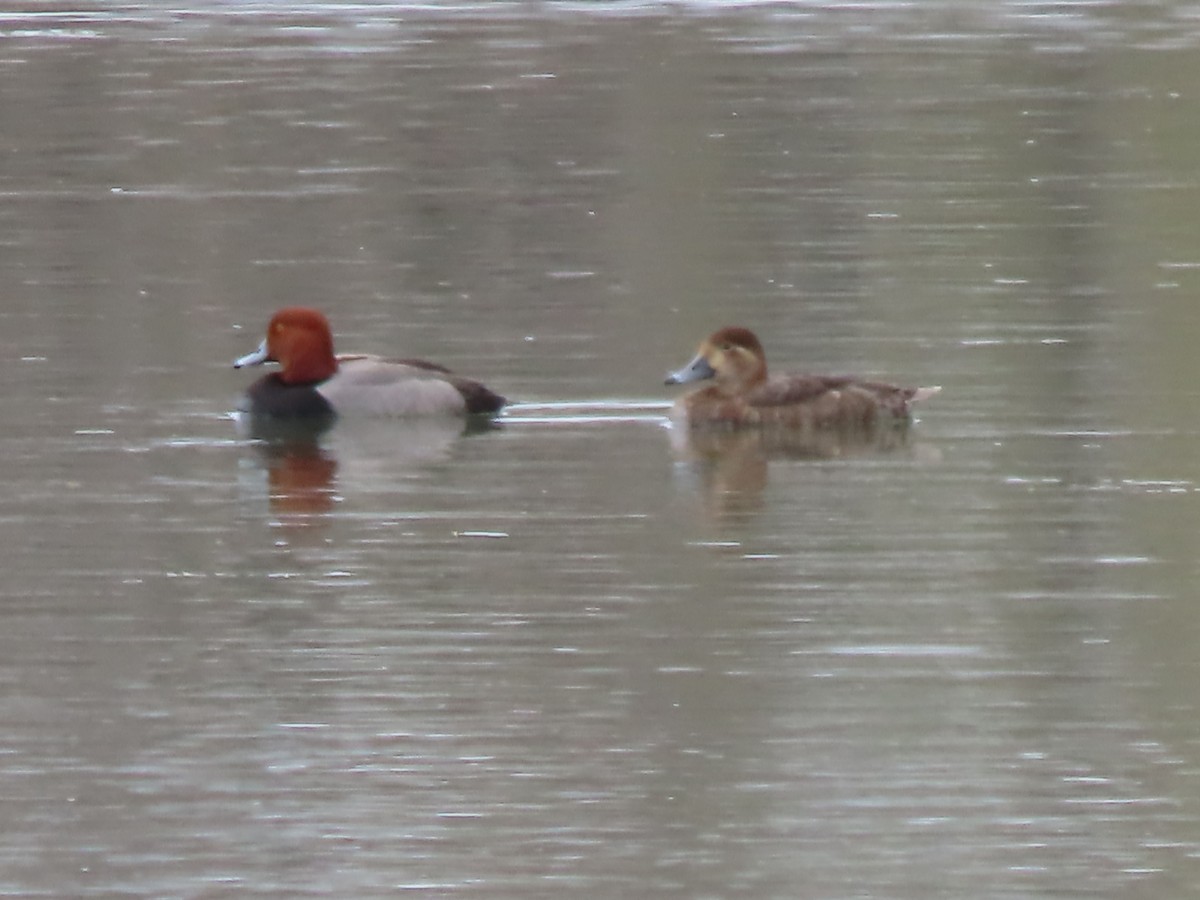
[4,3,1200,897]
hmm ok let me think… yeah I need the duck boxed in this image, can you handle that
[233,307,506,419]
[665,325,939,429]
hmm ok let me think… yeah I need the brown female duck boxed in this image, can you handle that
[665,326,939,429]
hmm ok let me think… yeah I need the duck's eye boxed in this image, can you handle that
[718,342,732,352]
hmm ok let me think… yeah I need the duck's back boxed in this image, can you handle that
[681,374,936,429]
[318,355,504,417]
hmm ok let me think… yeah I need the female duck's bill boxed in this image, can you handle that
[234,307,506,419]
[664,325,939,430]
[665,352,717,386]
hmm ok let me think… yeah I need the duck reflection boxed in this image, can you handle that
[670,421,917,521]
[238,415,339,534]
[239,414,486,535]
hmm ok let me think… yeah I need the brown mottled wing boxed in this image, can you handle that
[747,375,916,428]
[745,374,857,407]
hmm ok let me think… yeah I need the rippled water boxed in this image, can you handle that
[5,2,1200,897]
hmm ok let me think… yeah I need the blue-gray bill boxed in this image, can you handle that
[665,354,717,386]
[234,339,271,369]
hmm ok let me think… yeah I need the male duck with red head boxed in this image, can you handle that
[234,307,505,419]
[665,326,939,429]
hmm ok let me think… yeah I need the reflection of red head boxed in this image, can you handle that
[267,445,338,526]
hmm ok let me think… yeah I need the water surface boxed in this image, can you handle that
[4,3,1200,897]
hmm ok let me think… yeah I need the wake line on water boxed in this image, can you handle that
[499,399,672,426]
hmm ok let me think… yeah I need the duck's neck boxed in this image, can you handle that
[278,334,338,384]
[725,365,767,395]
